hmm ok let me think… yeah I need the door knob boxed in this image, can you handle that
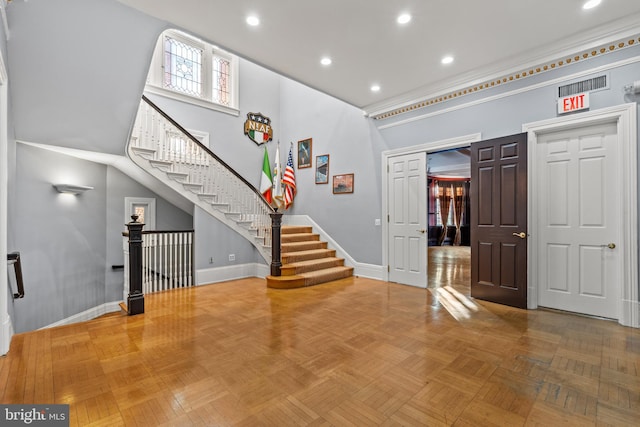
[607,243,616,249]
[512,232,526,239]
[417,229,426,234]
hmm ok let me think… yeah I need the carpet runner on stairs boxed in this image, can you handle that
[266,225,354,289]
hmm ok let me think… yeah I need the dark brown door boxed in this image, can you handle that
[471,133,527,308]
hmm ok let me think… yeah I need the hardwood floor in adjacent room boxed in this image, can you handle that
[0,253,638,425]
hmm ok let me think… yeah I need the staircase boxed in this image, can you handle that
[129,96,352,289]
[128,96,273,262]
[266,225,353,289]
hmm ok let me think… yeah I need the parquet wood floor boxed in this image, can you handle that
[1,247,638,426]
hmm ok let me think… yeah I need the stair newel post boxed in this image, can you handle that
[126,215,145,315]
[270,210,283,276]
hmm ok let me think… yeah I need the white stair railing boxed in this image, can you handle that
[127,96,274,262]
[142,230,194,294]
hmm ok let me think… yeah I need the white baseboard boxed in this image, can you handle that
[353,263,385,281]
[40,301,122,330]
[283,215,385,280]
[197,262,269,286]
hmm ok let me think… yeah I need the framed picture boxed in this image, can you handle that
[332,173,354,194]
[297,138,312,168]
[315,154,329,184]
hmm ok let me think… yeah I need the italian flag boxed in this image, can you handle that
[260,147,273,203]
[250,130,270,143]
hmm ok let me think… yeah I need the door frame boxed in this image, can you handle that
[523,103,638,328]
[125,197,156,230]
[382,133,482,283]
[0,50,10,355]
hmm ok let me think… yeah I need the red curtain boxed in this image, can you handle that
[437,183,452,245]
[452,183,465,245]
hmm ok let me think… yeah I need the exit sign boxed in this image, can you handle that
[558,92,590,114]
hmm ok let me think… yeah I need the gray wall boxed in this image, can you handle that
[7,0,164,154]
[194,206,256,270]
[105,167,193,301]
[12,145,108,332]
[11,145,192,332]
[279,78,386,265]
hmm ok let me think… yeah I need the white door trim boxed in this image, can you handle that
[381,133,482,282]
[0,49,12,355]
[523,103,638,328]
[125,197,157,230]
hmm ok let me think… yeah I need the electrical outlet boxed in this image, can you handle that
[229,254,235,262]
[375,218,381,226]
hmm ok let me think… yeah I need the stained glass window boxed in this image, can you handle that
[148,30,238,112]
[163,35,203,97]
[212,56,231,106]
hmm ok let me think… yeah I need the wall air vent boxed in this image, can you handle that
[558,75,607,97]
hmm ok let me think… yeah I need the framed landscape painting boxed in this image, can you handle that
[332,173,354,194]
[315,154,329,184]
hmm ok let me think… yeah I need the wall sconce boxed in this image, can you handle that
[52,184,94,195]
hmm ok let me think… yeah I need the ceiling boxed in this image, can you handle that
[429,148,471,179]
[117,0,640,115]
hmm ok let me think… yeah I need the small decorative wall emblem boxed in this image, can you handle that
[244,112,273,145]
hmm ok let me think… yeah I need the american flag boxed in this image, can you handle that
[282,143,296,208]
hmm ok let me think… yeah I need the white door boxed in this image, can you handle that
[536,121,620,319]
[388,152,427,288]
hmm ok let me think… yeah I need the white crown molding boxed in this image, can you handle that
[376,54,640,131]
[365,13,640,119]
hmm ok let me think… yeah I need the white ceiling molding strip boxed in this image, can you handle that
[369,33,640,121]
[376,53,640,131]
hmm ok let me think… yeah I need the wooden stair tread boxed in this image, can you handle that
[282,248,336,263]
[280,257,344,275]
[265,274,306,289]
[267,266,354,289]
[282,241,327,252]
[281,225,312,234]
[281,233,320,243]
[300,265,353,279]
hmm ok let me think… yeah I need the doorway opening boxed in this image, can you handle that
[382,133,481,289]
[427,148,471,295]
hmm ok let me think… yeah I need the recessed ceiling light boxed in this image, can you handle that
[441,55,454,65]
[371,85,381,92]
[321,57,332,66]
[397,13,412,25]
[583,0,601,9]
[246,15,260,26]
